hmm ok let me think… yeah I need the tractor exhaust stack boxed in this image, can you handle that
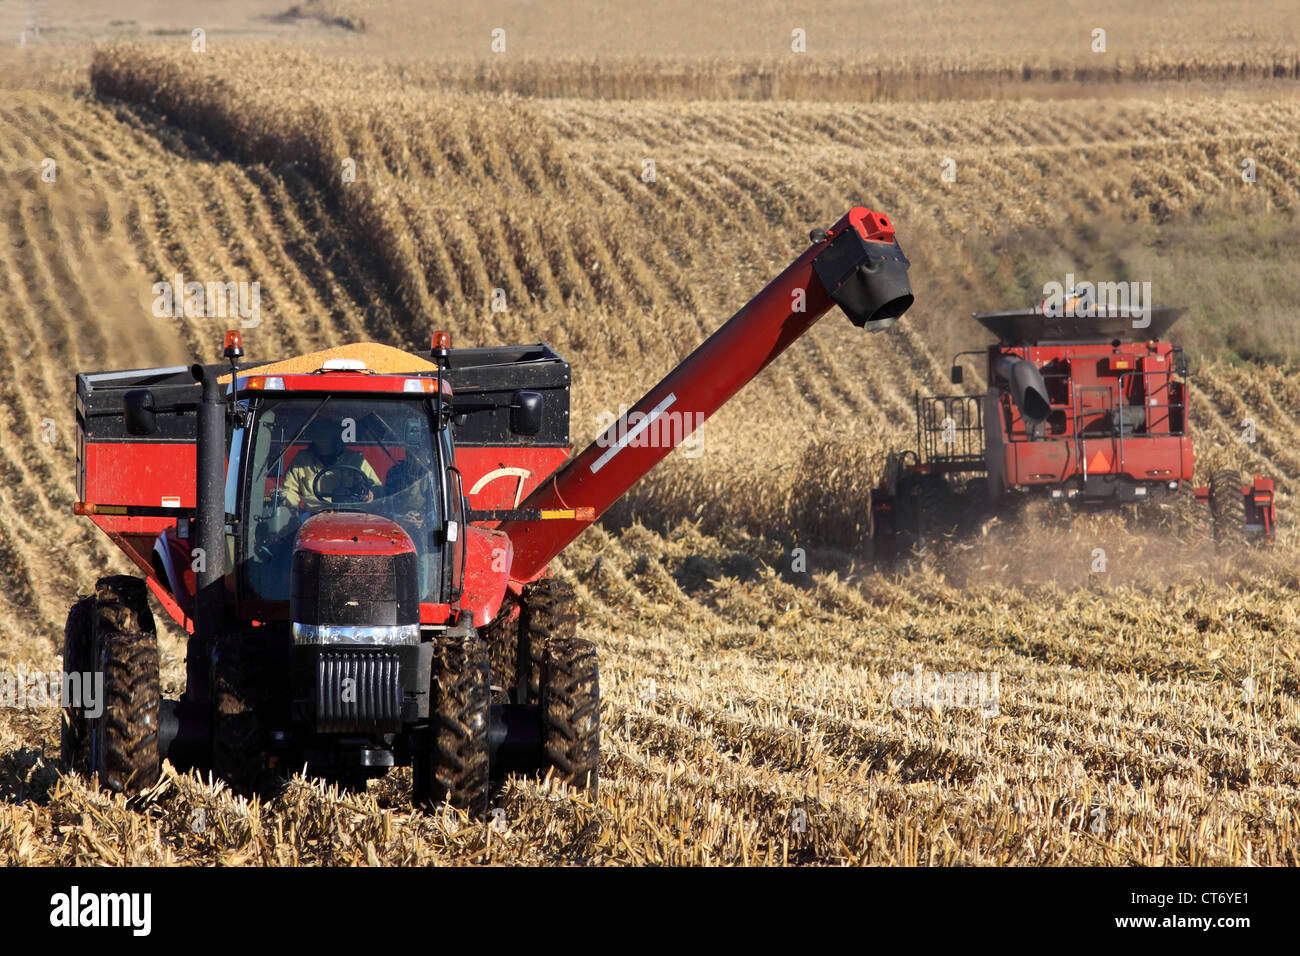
[187,363,228,706]
[500,206,912,582]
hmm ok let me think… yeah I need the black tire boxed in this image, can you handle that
[958,477,990,534]
[481,593,520,705]
[905,473,959,552]
[893,474,923,552]
[60,597,95,773]
[540,636,600,796]
[212,632,280,797]
[67,576,162,794]
[486,578,577,706]
[412,633,491,814]
[1156,483,1198,536]
[1209,469,1246,545]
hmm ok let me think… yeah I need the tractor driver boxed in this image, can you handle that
[282,415,381,512]
[381,428,437,530]
[379,429,439,597]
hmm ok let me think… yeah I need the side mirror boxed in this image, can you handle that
[509,390,543,436]
[123,389,157,435]
[950,365,964,385]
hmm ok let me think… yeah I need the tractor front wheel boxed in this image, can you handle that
[211,632,281,797]
[412,633,491,814]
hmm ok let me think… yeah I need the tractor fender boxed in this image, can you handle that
[151,528,196,625]
[459,525,513,629]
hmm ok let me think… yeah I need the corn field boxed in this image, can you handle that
[0,5,1298,866]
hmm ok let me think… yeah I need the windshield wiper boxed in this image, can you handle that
[261,395,331,480]
[359,411,402,467]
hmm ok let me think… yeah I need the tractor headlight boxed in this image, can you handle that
[292,622,420,646]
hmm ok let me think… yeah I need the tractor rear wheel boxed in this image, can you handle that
[212,632,280,797]
[61,576,162,794]
[1209,469,1246,545]
[412,633,491,814]
[540,636,600,796]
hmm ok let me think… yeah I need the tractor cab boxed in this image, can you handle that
[241,396,445,603]
[230,380,459,625]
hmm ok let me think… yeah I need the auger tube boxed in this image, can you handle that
[500,206,913,583]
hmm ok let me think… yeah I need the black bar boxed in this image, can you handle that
[83,506,197,518]
[469,509,548,522]
[8,865,1280,942]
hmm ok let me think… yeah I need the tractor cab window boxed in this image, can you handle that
[242,396,445,602]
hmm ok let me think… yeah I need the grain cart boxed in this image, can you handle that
[65,206,914,811]
[869,304,1276,556]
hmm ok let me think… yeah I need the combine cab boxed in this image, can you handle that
[64,206,915,808]
[870,304,1276,556]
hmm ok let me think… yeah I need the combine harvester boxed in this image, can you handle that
[66,207,913,810]
[869,301,1277,557]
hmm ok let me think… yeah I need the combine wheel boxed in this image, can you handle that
[909,473,960,551]
[958,477,991,533]
[62,575,162,794]
[540,637,600,796]
[1209,469,1246,546]
[412,633,491,814]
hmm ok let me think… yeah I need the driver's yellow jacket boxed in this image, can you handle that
[282,447,380,512]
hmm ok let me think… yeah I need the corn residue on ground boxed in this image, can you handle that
[0,2,1298,866]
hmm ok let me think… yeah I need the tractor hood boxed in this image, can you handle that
[290,512,420,644]
[294,511,417,557]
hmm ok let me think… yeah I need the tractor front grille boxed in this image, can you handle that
[314,648,403,733]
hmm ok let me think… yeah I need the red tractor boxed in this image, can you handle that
[869,304,1277,556]
[64,206,914,810]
